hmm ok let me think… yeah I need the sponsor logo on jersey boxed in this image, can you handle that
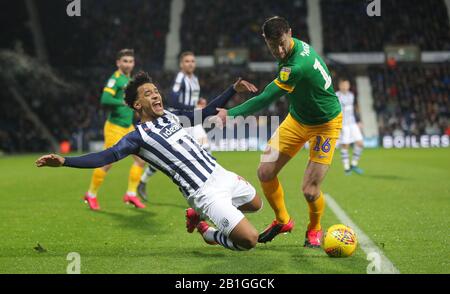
[161,123,182,139]
[280,67,291,82]
[107,79,116,88]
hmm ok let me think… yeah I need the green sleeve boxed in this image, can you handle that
[100,91,124,107]
[228,81,286,117]
[275,65,302,92]
[100,77,123,107]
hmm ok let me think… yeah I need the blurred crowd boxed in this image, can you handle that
[321,0,450,52]
[0,98,49,153]
[181,0,309,61]
[1,0,450,153]
[370,63,450,137]
[35,0,170,68]
[3,61,449,153]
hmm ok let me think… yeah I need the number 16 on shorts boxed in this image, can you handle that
[310,136,336,165]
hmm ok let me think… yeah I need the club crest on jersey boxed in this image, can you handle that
[280,67,291,82]
[107,79,116,88]
[161,123,181,139]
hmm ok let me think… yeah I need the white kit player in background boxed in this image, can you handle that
[337,78,364,175]
[138,51,209,201]
[191,98,210,151]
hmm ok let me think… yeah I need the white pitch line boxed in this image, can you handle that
[325,193,400,274]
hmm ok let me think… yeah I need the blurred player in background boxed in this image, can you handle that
[84,49,146,210]
[336,78,364,175]
[137,51,209,201]
[191,98,210,150]
[216,17,342,247]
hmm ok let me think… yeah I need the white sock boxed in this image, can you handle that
[351,145,363,167]
[202,227,247,251]
[341,148,350,170]
[140,166,156,183]
[86,191,97,198]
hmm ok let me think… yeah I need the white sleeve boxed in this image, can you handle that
[172,72,185,93]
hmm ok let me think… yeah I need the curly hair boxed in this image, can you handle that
[124,71,153,108]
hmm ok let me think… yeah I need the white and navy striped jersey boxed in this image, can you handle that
[63,86,238,197]
[336,90,357,126]
[135,111,217,196]
[169,72,201,111]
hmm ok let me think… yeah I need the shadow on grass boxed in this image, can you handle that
[363,174,409,181]
[194,243,368,274]
[149,200,188,210]
[95,209,166,235]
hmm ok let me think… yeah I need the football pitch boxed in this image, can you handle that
[0,148,449,274]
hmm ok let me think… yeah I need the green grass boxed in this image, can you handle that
[0,149,449,273]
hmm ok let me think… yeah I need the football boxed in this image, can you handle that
[323,224,357,257]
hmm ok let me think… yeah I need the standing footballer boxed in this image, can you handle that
[336,78,364,175]
[84,49,146,210]
[216,17,342,247]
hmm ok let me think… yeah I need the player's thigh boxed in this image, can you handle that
[258,148,292,182]
[238,194,262,213]
[203,198,246,237]
[266,113,308,159]
[308,114,342,165]
[259,114,308,180]
[226,172,261,212]
[350,124,364,143]
[339,125,352,145]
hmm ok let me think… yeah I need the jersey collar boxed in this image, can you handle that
[284,38,296,60]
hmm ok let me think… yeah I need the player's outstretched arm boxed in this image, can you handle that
[35,148,120,169]
[203,78,258,114]
[100,90,125,107]
[174,78,257,125]
[35,154,65,167]
[216,81,286,124]
[35,132,141,169]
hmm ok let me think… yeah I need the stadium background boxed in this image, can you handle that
[0,0,449,274]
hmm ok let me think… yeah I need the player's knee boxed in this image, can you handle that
[251,195,263,212]
[255,197,263,212]
[239,231,258,250]
[257,165,277,182]
[133,158,145,168]
[103,164,113,172]
[302,184,320,202]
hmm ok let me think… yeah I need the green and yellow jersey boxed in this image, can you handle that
[101,70,134,128]
[228,38,341,125]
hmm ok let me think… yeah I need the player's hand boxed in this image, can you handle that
[215,108,228,126]
[233,77,258,93]
[35,154,65,167]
